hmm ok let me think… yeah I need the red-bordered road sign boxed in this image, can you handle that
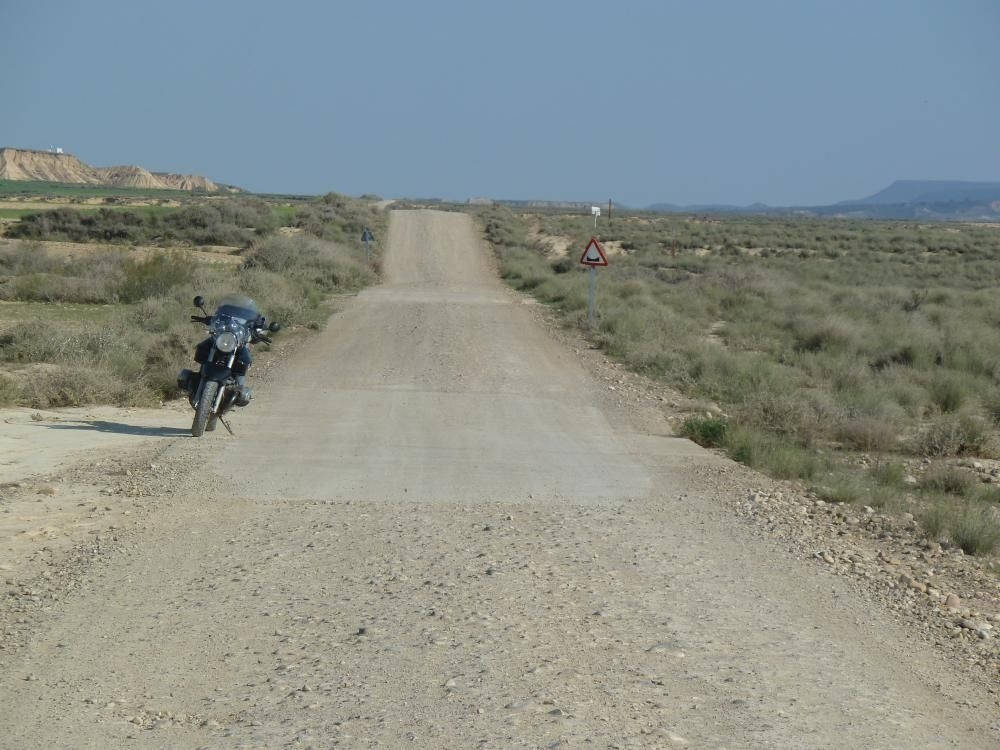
[580,237,609,266]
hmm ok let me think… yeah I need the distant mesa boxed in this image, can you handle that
[847,180,1000,206]
[0,147,233,192]
[646,179,1000,221]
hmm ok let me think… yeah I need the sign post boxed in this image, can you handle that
[361,226,375,265]
[591,205,601,229]
[579,237,609,328]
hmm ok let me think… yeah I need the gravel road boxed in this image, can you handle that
[1,210,996,748]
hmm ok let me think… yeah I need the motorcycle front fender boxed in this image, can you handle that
[193,362,233,409]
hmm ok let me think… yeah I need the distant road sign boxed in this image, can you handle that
[361,227,375,243]
[591,206,601,216]
[580,237,609,267]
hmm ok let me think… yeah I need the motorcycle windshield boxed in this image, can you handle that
[213,294,260,324]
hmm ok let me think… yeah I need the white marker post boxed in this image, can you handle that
[579,237,609,328]
[591,205,601,229]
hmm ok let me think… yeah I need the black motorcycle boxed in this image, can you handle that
[177,294,279,437]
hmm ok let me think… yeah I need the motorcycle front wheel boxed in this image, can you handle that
[191,380,219,437]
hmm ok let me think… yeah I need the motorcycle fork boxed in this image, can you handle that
[193,348,236,412]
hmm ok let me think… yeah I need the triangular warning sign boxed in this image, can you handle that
[580,237,609,266]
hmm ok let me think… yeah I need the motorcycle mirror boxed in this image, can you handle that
[193,295,204,308]
[268,321,281,333]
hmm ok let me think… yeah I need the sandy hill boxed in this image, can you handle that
[0,147,224,192]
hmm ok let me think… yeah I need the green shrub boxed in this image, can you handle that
[920,463,976,495]
[551,256,574,274]
[0,372,19,406]
[870,460,906,487]
[813,474,864,504]
[865,485,903,511]
[950,503,1000,556]
[118,251,194,303]
[919,500,951,541]
[723,426,822,480]
[681,416,728,447]
[927,372,971,413]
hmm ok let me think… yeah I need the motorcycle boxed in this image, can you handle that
[177,294,279,437]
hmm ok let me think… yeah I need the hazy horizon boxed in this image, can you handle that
[2,0,998,206]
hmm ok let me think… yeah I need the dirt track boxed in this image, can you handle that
[0,210,997,748]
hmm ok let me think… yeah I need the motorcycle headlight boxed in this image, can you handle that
[215,331,238,353]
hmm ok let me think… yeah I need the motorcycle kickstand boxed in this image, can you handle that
[218,415,235,436]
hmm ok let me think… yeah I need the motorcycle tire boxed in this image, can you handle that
[191,380,219,437]
[205,414,218,432]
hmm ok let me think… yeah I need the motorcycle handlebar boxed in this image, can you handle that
[189,316,273,342]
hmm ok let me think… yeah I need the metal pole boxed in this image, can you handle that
[364,238,370,265]
[588,265,596,328]
[609,198,612,228]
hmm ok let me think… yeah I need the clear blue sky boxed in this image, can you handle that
[2,0,998,206]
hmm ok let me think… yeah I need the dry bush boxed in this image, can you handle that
[243,234,375,294]
[17,365,150,408]
[913,412,989,457]
[790,315,860,354]
[835,415,899,452]
[0,372,19,406]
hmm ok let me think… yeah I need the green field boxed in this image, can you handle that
[0,179,199,200]
[0,208,43,219]
[477,205,1000,556]
[0,204,182,220]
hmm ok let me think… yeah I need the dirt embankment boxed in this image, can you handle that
[0,148,222,192]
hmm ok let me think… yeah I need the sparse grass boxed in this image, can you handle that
[477,205,1000,558]
[813,473,865,504]
[950,503,1000,556]
[7,199,278,247]
[723,425,824,480]
[0,192,386,408]
[865,485,904,512]
[919,496,1000,556]
[919,463,977,495]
